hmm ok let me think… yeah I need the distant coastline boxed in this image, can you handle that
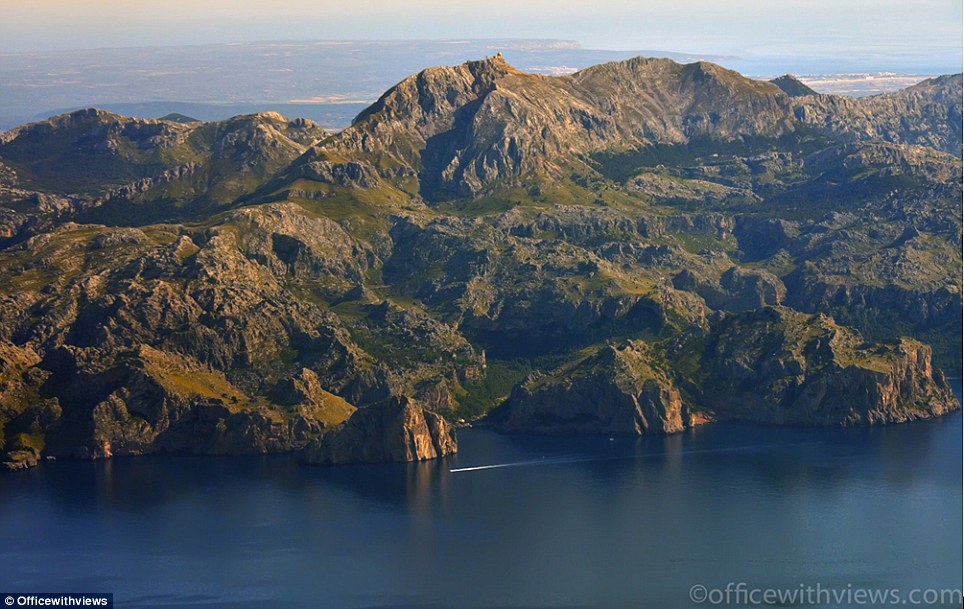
[1,39,956,131]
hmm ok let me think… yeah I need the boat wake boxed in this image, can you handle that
[449,442,819,473]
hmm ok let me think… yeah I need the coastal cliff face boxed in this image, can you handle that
[675,307,958,426]
[0,56,961,468]
[489,341,696,435]
[302,396,457,464]
[489,307,956,435]
[1,344,357,471]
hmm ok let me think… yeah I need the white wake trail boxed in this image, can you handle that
[450,455,585,473]
[449,442,820,473]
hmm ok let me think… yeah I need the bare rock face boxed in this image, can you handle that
[302,396,457,464]
[673,266,786,313]
[270,368,357,429]
[0,342,57,471]
[769,74,818,97]
[489,341,701,435]
[298,160,380,188]
[73,345,333,459]
[792,74,963,154]
[328,56,799,199]
[685,307,960,425]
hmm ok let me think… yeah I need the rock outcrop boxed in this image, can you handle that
[489,341,705,435]
[302,396,457,464]
[676,307,959,425]
[793,75,963,155]
[56,345,340,459]
[317,56,961,199]
[770,75,818,97]
[298,160,381,189]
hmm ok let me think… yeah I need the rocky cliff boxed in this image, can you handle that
[490,307,956,434]
[489,341,704,435]
[302,396,457,464]
[671,307,958,426]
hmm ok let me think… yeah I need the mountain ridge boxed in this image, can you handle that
[292,56,962,200]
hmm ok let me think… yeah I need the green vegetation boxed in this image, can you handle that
[454,359,533,419]
[10,432,45,453]
[138,346,251,411]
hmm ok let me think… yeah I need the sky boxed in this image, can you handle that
[2,0,962,70]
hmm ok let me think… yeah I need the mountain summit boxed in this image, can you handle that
[769,74,818,97]
[308,56,962,199]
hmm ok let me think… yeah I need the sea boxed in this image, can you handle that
[2,387,961,608]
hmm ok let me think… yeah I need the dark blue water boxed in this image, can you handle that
[1,407,961,609]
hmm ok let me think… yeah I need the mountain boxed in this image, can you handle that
[770,75,817,97]
[0,56,960,469]
[320,56,796,199]
[157,113,201,123]
[0,110,327,233]
[312,56,961,199]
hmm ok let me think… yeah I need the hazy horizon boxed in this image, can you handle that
[1,1,961,131]
[3,0,962,72]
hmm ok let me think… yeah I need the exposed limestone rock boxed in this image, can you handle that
[673,267,786,312]
[302,396,457,464]
[53,345,332,459]
[299,160,381,188]
[489,341,702,435]
[678,307,959,425]
[0,342,58,470]
[793,75,963,154]
[718,267,786,310]
[770,75,818,97]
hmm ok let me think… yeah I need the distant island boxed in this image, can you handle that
[0,56,960,470]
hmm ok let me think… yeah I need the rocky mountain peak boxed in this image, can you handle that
[464,52,521,81]
[348,54,526,131]
[295,56,964,202]
[770,74,818,97]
